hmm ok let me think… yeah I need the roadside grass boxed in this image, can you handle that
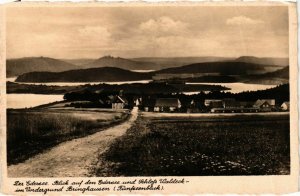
[95,114,290,176]
[7,109,129,165]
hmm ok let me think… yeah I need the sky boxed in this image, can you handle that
[6,5,289,59]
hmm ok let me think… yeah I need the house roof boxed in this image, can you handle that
[253,99,275,107]
[109,95,128,104]
[155,98,180,107]
[281,101,290,107]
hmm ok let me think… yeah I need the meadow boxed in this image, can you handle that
[96,113,290,176]
[7,109,129,165]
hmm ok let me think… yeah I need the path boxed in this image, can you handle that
[7,107,139,177]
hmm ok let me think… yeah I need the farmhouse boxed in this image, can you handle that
[209,98,262,113]
[154,98,181,112]
[110,95,128,110]
[281,102,290,111]
[253,99,275,112]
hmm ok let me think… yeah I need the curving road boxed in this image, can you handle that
[7,107,138,177]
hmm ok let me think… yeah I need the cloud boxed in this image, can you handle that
[6,7,287,59]
[138,16,189,36]
[78,26,112,44]
[226,16,265,25]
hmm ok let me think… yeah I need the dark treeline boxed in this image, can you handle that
[7,81,227,95]
[64,83,289,107]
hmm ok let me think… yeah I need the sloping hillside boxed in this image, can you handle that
[234,56,288,66]
[7,57,77,77]
[83,56,158,70]
[242,66,289,85]
[155,61,269,75]
[62,59,94,66]
[15,67,153,82]
[131,56,234,70]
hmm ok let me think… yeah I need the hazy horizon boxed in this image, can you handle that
[6,5,288,59]
[6,55,289,61]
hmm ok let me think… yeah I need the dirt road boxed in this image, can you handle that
[7,107,138,177]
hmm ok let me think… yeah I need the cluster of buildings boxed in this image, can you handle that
[138,98,290,113]
[65,90,290,113]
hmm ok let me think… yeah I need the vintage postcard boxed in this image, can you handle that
[0,2,298,194]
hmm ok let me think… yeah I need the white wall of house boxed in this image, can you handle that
[169,107,176,112]
[112,103,124,110]
[154,107,160,112]
[281,103,289,110]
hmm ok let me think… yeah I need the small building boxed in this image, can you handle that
[154,98,181,112]
[209,99,258,113]
[111,95,128,110]
[253,99,275,112]
[281,101,290,111]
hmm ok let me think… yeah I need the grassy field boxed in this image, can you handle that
[7,108,129,165]
[95,113,290,176]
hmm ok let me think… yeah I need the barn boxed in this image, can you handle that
[111,95,128,110]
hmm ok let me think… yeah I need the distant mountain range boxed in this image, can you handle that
[8,56,289,83]
[15,63,289,85]
[64,56,288,70]
[7,57,77,77]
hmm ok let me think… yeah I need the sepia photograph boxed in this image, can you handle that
[2,3,297,189]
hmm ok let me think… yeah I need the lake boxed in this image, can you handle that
[8,77,276,93]
[7,94,64,109]
[185,82,277,94]
[6,79,278,108]
[7,77,152,86]
[132,70,155,72]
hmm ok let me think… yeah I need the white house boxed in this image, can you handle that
[281,102,290,111]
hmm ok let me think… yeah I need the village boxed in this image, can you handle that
[63,90,290,113]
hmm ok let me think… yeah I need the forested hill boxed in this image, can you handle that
[15,67,153,82]
[242,66,289,85]
[7,57,77,77]
[234,56,288,66]
[156,61,274,75]
[204,83,289,104]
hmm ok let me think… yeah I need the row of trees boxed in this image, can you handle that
[63,84,289,109]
